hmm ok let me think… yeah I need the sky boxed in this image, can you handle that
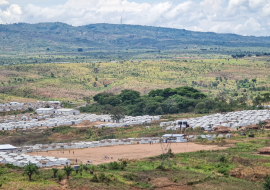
[0,0,269,36]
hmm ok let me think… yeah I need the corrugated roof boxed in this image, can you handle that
[0,144,17,150]
[162,134,184,137]
[36,108,55,111]
[56,109,76,112]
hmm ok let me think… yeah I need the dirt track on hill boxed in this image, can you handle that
[27,143,227,165]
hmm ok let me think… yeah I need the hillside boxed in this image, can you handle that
[0,57,270,103]
[0,22,270,55]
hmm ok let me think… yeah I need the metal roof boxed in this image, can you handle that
[162,134,184,137]
[56,109,76,112]
[0,144,17,150]
[36,108,55,111]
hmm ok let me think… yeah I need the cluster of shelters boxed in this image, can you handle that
[0,114,160,131]
[97,115,161,128]
[0,101,61,112]
[36,108,80,115]
[16,137,161,153]
[161,110,270,131]
[0,152,70,168]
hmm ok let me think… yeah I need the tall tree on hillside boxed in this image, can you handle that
[23,163,39,181]
[63,166,74,180]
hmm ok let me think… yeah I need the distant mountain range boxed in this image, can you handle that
[0,22,270,53]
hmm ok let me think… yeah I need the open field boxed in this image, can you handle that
[27,143,227,165]
[1,57,270,103]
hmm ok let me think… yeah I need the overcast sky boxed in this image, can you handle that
[0,0,269,36]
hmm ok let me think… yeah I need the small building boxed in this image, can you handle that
[36,108,55,114]
[162,134,187,143]
[55,109,80,115]
[0,144,18,153]
[10,102,19,106]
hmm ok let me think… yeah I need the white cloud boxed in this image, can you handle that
[0,0,268,36]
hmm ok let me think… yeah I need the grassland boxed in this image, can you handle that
[0,56,270,103]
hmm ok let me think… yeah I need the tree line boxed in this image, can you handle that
[80,86,260,116]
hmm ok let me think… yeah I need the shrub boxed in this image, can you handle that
[99,164,106,169]
[174,177,178,183]
[263,178,270,190]
[217,167,229,176]
[219,156,228,163]
[123,173,138,181]
[249,134,255,138]
[57,173,64,181]
[92,172,112,183]
[5,163,20,169]
[108,162,119,170]
[156,165,165,170]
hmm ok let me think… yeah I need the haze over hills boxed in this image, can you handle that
[0,22,270,54]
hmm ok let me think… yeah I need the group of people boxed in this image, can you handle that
[104,155,113,160]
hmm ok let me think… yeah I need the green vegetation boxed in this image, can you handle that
[22,163,39,181]
[80,86,261,116]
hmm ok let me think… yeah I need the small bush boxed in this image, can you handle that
[92,172,112,183]
[263,178,270,190]
[219,156,228,163]
[99,164,106,169]
[5,163,20,169]
[174,177,178,183]
[57,173,64,181]
[123,173,139,181]
[249,134,255,138]
[217,167,229,176]
[156,165,165,170]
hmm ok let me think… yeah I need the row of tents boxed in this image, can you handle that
[0,114,161,131]
[17,137,162,153]
[0,152,70,168]
[0,101,61,112]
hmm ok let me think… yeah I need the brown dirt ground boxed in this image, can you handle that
[27,143,227,165]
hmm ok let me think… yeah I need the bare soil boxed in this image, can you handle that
[27,143,227,165]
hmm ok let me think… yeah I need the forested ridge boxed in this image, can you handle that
[1,22,270,54]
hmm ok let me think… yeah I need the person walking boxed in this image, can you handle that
[76,158,77,164]
[73,151,74,155]
[69,150,70,154]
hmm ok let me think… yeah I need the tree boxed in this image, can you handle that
[252,79,257,83]
[253,95,262,106]
[52,168,59,178]
[262,92,270,105]
[258,121,267,130]
[216,91,227,102]
[119,89,140,104]
[195,102,207,114]
[23,163,39,181]
[78,48,83,52]
[83,96,92,104]
[110,106,125,123]
[63,166,74,180]
[51,73,55,78]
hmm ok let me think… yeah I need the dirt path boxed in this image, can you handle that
[27,143,227,165]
